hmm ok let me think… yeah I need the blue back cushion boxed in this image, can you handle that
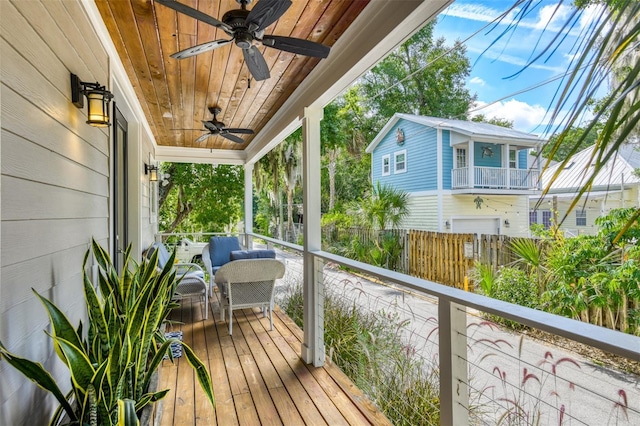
[209,236,242,267]
[148,243,171,269]
[229,249,276,260]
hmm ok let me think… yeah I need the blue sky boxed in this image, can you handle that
[433,0,605,135]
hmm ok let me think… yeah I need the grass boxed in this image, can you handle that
[278,279,440,425]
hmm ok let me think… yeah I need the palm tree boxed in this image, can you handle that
[351,182,410,231]
[501,0,639,239]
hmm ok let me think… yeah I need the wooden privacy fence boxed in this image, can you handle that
[477,234,520,270]
[322,226,533,290]
[408,231,475,289]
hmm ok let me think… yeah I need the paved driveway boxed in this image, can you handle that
[273,249,640,425]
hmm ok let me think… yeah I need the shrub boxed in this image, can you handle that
[279,281,440,424]
[490,267,540,329]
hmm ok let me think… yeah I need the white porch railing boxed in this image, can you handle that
[251,233,639,425]
[452,167,539,190]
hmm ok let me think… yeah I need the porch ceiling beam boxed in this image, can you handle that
[154,146,246,165]
[244,0,453,165]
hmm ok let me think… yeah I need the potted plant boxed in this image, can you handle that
[0,240,214,425]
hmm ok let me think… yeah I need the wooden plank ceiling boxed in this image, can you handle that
[96,0,370,151]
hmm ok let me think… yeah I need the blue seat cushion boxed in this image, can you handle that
[229,249,276,261]
[209,236,242,267]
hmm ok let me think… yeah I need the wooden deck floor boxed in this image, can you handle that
[157,295,391,425]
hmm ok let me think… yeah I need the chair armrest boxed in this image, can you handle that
[175,262,204,275]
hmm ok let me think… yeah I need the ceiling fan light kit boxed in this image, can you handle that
[155,0,331,82]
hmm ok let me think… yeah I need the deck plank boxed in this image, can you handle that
[157,298,389,425]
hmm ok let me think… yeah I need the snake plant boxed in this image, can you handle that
[0,239,214,425]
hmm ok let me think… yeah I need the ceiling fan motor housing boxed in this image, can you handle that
[223,9,254,49]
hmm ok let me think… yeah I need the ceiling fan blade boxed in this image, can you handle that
[220,132,245,144]
[195,132,212,143]
[243,46,270,81]
[262,35,330,58]
[245,0,292,32]
[171,39,232,59]
[155,0,233,34]
[223,128,254,134]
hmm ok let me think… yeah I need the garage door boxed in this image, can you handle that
[452,218,500,235]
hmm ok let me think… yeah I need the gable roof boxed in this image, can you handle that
[541,143,640,191]
[366,113,543,153]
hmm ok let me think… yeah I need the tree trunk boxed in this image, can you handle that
[286,188,294,242]
[327,149,338,211]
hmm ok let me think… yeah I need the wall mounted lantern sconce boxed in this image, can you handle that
[71,73,113,127]
[445,220,451,229]
[145,164,159,182]
[504,219,510,228]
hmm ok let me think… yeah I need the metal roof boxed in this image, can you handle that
[541,143,640,191]
[366,113,543,153]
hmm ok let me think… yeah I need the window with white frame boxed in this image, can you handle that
[381,154,390,176]
[576,209,587,226]
[394,150,407,174]
[509,149,517,168]
[456,148,467,168]
[542,211,552,229]
[529,211,538,226]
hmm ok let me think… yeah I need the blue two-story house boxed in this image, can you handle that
[366,114,544,236]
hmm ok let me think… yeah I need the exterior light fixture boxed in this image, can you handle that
[504,219,510,227]
[445,220,451,229]
[71,73,113,127]
[145,164,159,182]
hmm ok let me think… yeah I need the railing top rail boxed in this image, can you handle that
[312,249,640,362]
[250,233,303,252]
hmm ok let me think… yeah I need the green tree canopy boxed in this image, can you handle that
[159,163,243,233]
[357,22,475,128]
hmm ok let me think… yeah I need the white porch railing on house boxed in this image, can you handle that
[251,233,639,425]
[452,167,540,190]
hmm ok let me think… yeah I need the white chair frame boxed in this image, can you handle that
[214,258,285,335]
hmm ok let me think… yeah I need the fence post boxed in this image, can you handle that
[439,299,469,425]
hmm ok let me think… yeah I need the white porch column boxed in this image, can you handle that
[244,163,254,249]
[439,300,469,425]
[505,143,511,189]
[468,141,474,188]
[301,106,325,366]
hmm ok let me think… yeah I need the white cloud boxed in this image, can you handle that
[470,99,548,133]
[535,4,573,31]
[469,76,485,86]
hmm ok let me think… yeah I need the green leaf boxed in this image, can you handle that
[53,336,96,395]
[182,343,215,408]
[33,290,84,363]
[83,274,110,362]
[0,341,77,421]
[117,399,140,426]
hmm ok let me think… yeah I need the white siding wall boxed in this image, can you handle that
[1,1,156,423]
[442,195,530,237]
[550,186,640,235]
[402,195,440,230]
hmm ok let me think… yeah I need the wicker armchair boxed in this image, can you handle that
[214,258,285,335]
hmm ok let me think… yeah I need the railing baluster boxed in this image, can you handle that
[439,300,469,425]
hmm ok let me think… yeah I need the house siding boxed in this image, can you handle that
[518,149,528,169]
[474,141,502,167]
[402,195,440,230]
[1,1,155,423]
[372,119,438,192]
[442,194,530,237]
[442,130,453,190]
